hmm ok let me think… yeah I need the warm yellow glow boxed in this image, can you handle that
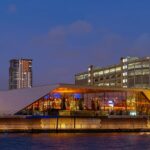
[52,87,85,93]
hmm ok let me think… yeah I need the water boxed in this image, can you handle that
[0,133,150,150]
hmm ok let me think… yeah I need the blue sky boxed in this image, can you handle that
[0,0,150,89]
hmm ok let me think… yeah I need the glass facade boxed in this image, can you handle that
[16,86,150,116]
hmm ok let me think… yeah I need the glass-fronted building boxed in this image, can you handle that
[15,84,150,116]
[75,56,150,88]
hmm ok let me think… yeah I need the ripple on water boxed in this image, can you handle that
[0,133,150,150]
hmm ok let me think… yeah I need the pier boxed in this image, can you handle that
[0,116,149,133]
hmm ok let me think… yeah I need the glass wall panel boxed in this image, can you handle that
[16,90,150,116]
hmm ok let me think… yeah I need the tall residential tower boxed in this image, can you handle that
[9,58,32,89]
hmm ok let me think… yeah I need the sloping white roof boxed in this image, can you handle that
[0,84,58,115]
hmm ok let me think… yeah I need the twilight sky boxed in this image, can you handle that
[0,0,150,89]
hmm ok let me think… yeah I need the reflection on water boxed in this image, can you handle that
[0,133,150,150]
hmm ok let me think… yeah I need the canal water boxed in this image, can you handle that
[0,133,150,150]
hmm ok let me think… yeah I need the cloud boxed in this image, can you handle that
[68,20,92,34]
[47,20,92,37]
[30,23,150,86]
[31,20,92,48]
[8,4,16,13]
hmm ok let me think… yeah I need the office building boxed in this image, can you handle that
[9,58,32,89]
[75,56,150,88]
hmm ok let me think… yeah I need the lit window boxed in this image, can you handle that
[116,67,121,71]
[135,70,142,75]
[123,79,127,83]
[123,65,127,69]
[123,72,127,76]
[104,70,109,74]
[110,68,115,73]
[76,74,88,80]
[104,83,109,86]
[128,64,134,69]
[99,71,103,75]
[93,72,99,77]
[88,68,91,71]
[123,85,127,88]
[134,64,142,69]
[88,79,91,83]
[128,71,134,76]
[143,63,149,68]
[98,83,104,86]
[143,69,150,75]
[110,83,115,86]
[122,58,127,63]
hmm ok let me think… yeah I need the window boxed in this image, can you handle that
[88,68,91,71]
[94,78,99,82]
[143,63,149,68]
[110,83,115,86]
[128,63,134,69]
[110,68,115,73]
[143,69,150,75]
[116,67,121,72]
[104,69,109,74]
[123,85,127,88]
[134,62,142,69]
[76,74,88,80]
[123,72,127,76]
[104,83,109,86]
[122,58,128,63]
[135,70,142,75]
[128,71,134,76]
[93,72,99,77]
[99,71,103,75]
[123,79,127,83]
[98,83,104,86]
[123,65,127,69]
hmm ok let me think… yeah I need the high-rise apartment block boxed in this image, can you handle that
[9,59,32,89]
[75,56,150,88]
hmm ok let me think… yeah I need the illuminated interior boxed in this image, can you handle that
[16,85,150,116]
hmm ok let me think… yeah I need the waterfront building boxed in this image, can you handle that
[0,84,150,116]
[9,58,32,89]
[75,56,150,89]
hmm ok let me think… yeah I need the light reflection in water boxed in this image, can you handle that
[0,133,150,150]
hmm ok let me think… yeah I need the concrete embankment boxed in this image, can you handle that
[0,116,149,133]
